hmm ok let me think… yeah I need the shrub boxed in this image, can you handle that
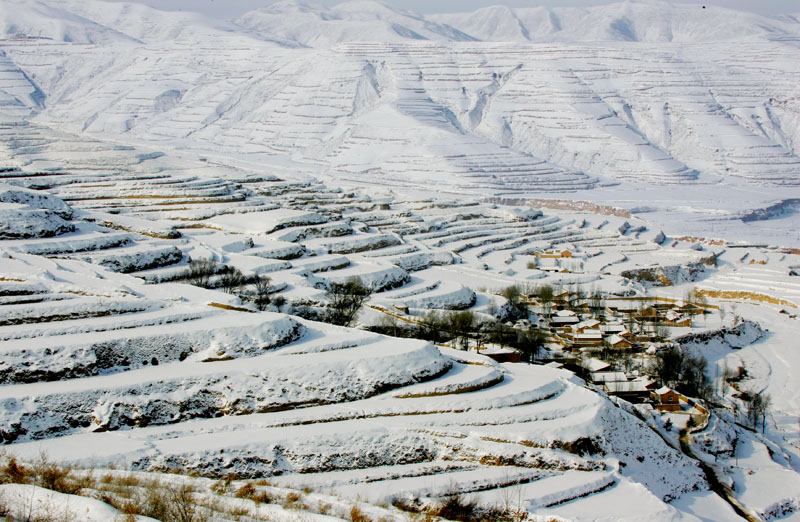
[251,275,274,311]
[141,483,172,521]
[169,482,201,522]
[32,453,76,494]
[434,493,479,521]
[182,259,218,288]
[323,277,373,327]
[219,266,245,294]
[282,491,303,509]
[350,503,369,522]
[235,483,256,499]
[1,457,28,484]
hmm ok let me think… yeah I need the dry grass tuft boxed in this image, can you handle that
[350,503,369,522]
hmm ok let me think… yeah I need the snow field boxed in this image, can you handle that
[0,6,799,515]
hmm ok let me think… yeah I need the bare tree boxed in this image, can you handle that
[589,288,605,319]
[324,277,373,327]
[650,348,683,388]
[182,258,217,288]
[568,284,586,311]
[731,303,740,326]
[655,324,670,342]
[488,319,514,348]
[500,284,528,320]
[251,274,274,311]
[417,310,444,343]
[444,310,476,350]
[684,289,700,326]
[219,266,245,294]
[375,313,408,338]
[517,328,546,362]
[620,353,635,374]
[536,285,554,317]
[747,392,771,433]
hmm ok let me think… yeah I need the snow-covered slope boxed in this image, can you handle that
[0,0,798,212]
[0,0,260,44]
[234,0,476,48]
[432,1,800,43]
[0,0,140,44]
[0,116,798,521]
[1,2,799,520]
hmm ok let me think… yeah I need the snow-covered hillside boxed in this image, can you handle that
[0,0,799,245]
[1,1,800,520]
[432,1,800,43]
[0,118,798,520]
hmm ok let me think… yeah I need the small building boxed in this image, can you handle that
[481,347,522,364]
[605,379,653,403]
[573,319,601,333]
[638,307,659,321]
[514,319,532,330]
[590,371,628,384]
[663,310,691,327]
[537,258,562,272]
[551,310,580,328]
[393,303,409,314]
[582,357,611,373]
[552,290,571,308]
[652,386,681,412]
[600,322,627,335]
[606,334,633,350]
[536,249,573,259]
[573,330,603,348]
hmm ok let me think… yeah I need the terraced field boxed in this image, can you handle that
[1,2,800,518]
[3,120,799,520]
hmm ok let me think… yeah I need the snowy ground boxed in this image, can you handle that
[0,130,798,520]
[1,1,799,520]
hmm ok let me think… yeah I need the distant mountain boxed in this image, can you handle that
[0,0,139,44]
[0,0,254,44]
[1,0,799,193]
[6,0,799,47]
[230,0,800,46]
[233,0,477,47]
[432,1,800,43]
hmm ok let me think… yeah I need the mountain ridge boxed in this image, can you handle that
[1,0,799,243]
[6,0,800,46]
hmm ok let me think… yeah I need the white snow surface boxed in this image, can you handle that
[0,483,148,521]
[0,2,799,521]
[0,0,799,245]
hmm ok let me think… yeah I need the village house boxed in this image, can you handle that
[605,377,657,403]
[573,330,603,349]
[663,309,692,327]
[551,290,571,309]
[564,318,603,348]
[600,321,627,335]
[605,333,633,350]
[551,309,580,329]
[535,249,574,259]
[536,257,564,273]
[581,357,612,373]
[589,371,628,385]
[652,386,682,412]
[480,346,522,364]
[573,318,601,332]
